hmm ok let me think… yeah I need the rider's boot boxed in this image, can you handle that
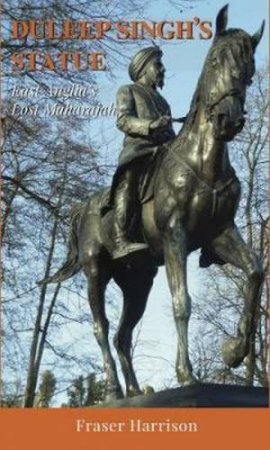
[112,171,148,260]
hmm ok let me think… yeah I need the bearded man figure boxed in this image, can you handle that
[112,46,177,260]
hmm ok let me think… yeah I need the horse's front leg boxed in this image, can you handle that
[162,211,197,385]
[211,225,264,368]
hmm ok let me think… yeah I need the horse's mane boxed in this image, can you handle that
[177,28,254,142]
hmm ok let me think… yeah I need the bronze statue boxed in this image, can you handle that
[41,5,265,401]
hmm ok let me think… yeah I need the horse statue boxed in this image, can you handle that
[42,5,264,400]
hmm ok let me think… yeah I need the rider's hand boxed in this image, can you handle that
[150,115,171,130]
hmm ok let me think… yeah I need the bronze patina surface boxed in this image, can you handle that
[42,5,265,401]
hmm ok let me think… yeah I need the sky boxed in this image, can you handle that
[82,0,269,393]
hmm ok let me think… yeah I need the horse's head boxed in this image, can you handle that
[204,5,264,141]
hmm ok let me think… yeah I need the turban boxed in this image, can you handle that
[128,46,163,82]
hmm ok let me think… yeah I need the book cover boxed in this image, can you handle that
[0,0,269,449]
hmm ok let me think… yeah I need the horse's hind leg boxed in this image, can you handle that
[83,249,123,401]
[113,265,157,397]
[211,225,263,368]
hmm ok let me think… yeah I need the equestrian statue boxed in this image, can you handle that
[41,5,265,400]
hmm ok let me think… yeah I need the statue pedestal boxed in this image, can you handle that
[102,384,269,408]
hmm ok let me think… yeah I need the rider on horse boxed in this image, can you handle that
[112,46,176,260]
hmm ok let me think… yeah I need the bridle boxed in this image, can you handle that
[205,88,244,120]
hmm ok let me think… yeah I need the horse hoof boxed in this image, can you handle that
[222,337,248,368]
[105,387,124,402]
[181,376,198,386]
[177,372,198,386]
[126,387,143,398]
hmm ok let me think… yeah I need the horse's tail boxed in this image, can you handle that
[39,204,85,285]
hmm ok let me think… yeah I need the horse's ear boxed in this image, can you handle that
[216,4,228,36]
[251,21,265,51]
